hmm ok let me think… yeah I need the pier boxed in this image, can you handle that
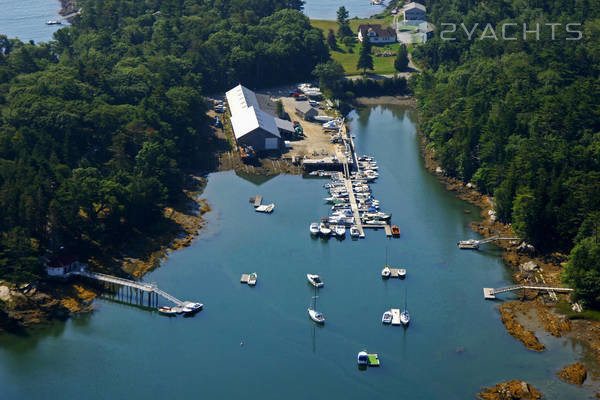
[483,284,573,299]
[458,236,518,249]
[69,269,199,308]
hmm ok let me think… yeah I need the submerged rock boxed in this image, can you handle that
[557,362,587,385]
[477,380,543,400]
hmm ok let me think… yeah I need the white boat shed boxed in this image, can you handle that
[226,84,285,151]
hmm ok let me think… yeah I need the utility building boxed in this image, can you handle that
[226,84,283,151]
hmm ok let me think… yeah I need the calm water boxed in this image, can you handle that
[0,0,65,43]
[0,106,593,399]
[304,0,387,20]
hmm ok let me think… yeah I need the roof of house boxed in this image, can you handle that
[225,84,261,117]
[230,106,280,139]
[47,253,78,268]
[274,117,294,133]
[357,24,396,39]
[403,2,426,12]
[295,102,318,114]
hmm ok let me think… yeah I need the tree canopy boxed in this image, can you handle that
[0,0,328,282]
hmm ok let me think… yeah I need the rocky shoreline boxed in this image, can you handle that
[418,120,600,393]
[0,175,209,333]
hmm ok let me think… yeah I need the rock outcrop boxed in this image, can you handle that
[477,380,543,400]
[499,303,545,351]
[557,362,587,385]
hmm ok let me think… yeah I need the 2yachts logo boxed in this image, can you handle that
[440,23,582,41]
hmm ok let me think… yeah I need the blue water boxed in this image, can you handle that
[304,0,388,20]
[0,0,65,43]
[0,106,594,399]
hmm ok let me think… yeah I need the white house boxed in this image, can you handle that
[357,24,397,44]
[403,2,426,23]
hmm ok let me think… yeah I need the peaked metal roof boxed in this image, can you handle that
[230,106,280,139]
[225,84,261,117]
[403,2,426,12]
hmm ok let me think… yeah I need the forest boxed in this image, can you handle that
[0,0,327,282]
[413,0,600,306]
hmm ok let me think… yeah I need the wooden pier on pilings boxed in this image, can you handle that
[69,269,197,309]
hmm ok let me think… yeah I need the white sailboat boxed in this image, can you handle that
[401,289,410,326]
[381,248,391,278]
[307,287,325,324]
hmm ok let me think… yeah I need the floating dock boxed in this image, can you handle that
[240,274,250,283]
[367,354,380,366]
[391,308,401,325]
[389,268,406,279]
[254,195,262,207]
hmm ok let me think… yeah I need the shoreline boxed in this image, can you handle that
[0,174,210,332]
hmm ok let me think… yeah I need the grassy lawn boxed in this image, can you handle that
[311,18,400,76]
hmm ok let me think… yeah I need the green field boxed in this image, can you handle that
[311,18,400,76]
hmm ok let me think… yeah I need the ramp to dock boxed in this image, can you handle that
[71,270,185,306]
[483,284,573,299]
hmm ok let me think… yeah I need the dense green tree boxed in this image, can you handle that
[327,29,337,49]
[394,45,409,72]
[313,60,345,98]
[336,6,353,39]
[357,38,373,74]
[564,237,600,308]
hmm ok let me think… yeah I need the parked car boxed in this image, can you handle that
[309,100,319,107]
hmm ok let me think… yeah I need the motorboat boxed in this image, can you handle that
[158,306,177,315]
[319,223,331,236]
[381,265,391,279]
[183,302,203,313]
[256,203,275,213]
[382,310,393,324]
[391,225,401,237]
[46,20,62,25]
[398,269,406,279]
[247,272,258,286]
[357,350,369,365]
[307,274,324,288]
[310,222,320,235]
[350,225,360,237]
[334,225,346,237]
[458,239,479,249]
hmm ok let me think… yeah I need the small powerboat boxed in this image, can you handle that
[357,350,368,365]
[247,272,258,286]
[391,225,400,237]
[350,225,360,238]
[382,310,392,324]
[307,274,324,288]
[46,20,62,25]
[319,223,331,236]
[309,222,319,235]
[381,265,391,279]
[158,306,177,315]
[334,225,346,237]
[398,269,406,279]
[183,302,203,313]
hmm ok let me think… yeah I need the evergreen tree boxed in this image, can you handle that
[336,6,353,39]
[327,29,337,49]
[394,45,409,72]
[356,37,373,74]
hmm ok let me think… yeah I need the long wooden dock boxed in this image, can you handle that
[483,284,573,299]
[345,178,365,238]
[71,270,189,306]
